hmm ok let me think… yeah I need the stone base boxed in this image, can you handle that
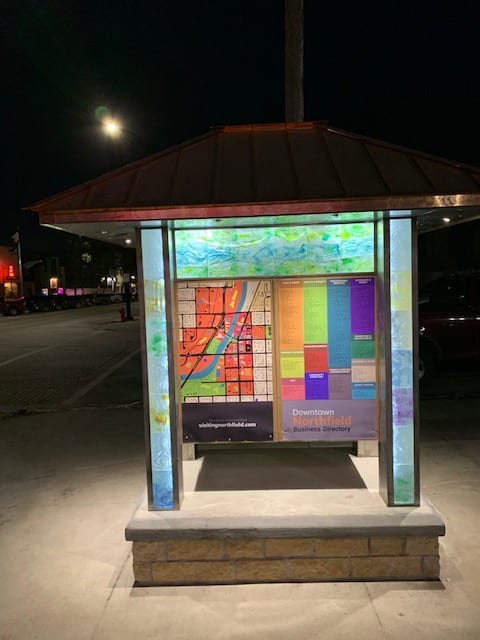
[130,534,440,585]
[126,450,444,585]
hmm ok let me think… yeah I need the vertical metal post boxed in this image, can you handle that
[411,218,421,503]
[376,218,394,504]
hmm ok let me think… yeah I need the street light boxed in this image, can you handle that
[97,111,123,170]
[102,117,121,138]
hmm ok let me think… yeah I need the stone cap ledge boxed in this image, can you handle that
[125,493,445,542]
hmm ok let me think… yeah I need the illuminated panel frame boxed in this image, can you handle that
[389,218,418,504]
[138,214,419,510]
[139,227,183,510]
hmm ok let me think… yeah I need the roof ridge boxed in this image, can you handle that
[220,121,328,133]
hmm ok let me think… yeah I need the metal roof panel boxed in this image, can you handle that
[252,129,298,201]
[171,138,216,205]
[365,144,434,194]
[82,170,135,210]
[415,156,480,193]
[325,131,390,197]
[287,128,345,198]
[29,122,480,221]
[126,151,179,207]
[214,131,255,203]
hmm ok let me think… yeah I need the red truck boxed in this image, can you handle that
[419,274,480,379]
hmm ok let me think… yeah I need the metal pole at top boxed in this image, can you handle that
[285,0,304,122]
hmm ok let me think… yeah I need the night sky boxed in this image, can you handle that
[2,1,480,252]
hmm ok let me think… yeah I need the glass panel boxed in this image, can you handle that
[176,223,374,278]
[389,219,415,504]
[141,229,174,508]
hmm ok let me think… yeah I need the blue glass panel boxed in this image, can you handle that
[391,350,413,388]
[391,310,413,350]
[142,229,174,509]
[175,229,209,279]
[272,227,307,274]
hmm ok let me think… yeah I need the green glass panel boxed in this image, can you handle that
[393,464,415,504]
[176,222,374,278]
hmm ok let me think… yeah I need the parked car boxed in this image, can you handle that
[0,296,27,316]
[95,293,112,305]
[419,274,480,379]
[52,294,89,310]
[84,294,97,306]
[25,295,57,313]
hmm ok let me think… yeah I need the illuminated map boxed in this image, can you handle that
[178,280,272,403]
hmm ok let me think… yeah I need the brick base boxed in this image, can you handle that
[131,535,440,585]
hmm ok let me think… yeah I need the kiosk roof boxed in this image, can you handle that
[29,121,480,242]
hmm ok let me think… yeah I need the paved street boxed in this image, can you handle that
[0,304,142,413]
[0,307,479,638]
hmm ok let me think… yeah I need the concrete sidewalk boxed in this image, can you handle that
[0,402,479,639]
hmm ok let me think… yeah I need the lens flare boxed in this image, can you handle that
[95,105,111,120]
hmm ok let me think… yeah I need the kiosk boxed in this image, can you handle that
[31,122,480,584]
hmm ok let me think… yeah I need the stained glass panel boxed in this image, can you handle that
[175,223,374,278]
[389,218,415,504]
[142,229,174,508]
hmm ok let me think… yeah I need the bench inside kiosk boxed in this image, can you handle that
[31,121,480,584]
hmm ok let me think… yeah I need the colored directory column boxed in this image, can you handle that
[277,277,376,441]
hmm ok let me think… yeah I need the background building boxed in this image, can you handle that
[0,245,21,298]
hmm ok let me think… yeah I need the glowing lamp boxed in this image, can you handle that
[103,118,121,137]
